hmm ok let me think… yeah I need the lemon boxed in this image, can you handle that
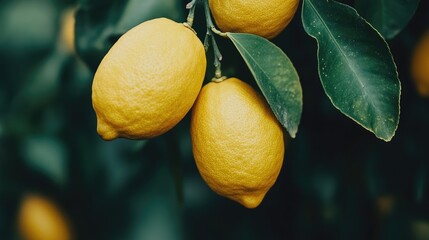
[92,18,206,140]
[411,31,429,97]
[60,7,75,53]
[190,78,284,208]
[209,0,300,39]
[18,194,71,240]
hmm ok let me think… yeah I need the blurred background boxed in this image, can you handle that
[1,0,429,239]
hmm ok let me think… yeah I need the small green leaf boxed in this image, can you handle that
[355,0,420,39]
[302,0,401,141]
[228,33,302,138]
[21,135,68,186]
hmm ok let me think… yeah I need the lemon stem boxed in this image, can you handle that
[203,0,227,37]
[204,0,227,82]
[211,36,225,81]
[185,0,197,27]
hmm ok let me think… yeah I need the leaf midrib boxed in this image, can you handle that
[307,0,381,116]
[230,36,274,90]
[230,36,287,119]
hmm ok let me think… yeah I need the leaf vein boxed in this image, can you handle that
[307,0,381,116]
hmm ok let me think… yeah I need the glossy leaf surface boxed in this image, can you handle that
[228,33,303,138]
[355,0,420,39]
[302,0,401,141]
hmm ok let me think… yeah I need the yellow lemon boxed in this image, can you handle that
[18,194,71,240]
[411,31,429,97]
[191,78,284,208]
[92,18,206,140]
[209,0,300,39]
[60,7,75,53]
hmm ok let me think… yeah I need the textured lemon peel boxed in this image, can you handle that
[191,78,284,208]
[92,18,206,140]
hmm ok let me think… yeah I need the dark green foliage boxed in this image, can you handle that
[355,0,421,39]
[302,0,400,141]
[1,0,429,239]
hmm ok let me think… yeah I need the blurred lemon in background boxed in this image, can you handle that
[60,7,76,53]
[411,31,429,97]
[18,194,71,240]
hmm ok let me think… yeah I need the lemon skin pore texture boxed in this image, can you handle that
[191,78,285,208]
[92,18,206,140]
[18,195,71,240]
[209,0,300,39]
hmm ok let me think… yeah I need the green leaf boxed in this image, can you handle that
[0,0,57,54]
[21,135,68,186]
[11,51,69,114]
[227,33,303,138]
[355,0,420,39]
[302,0,401,141]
